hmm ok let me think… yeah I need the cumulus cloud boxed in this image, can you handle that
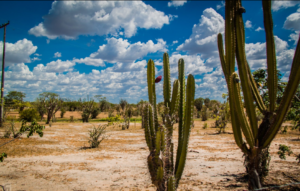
[245,36,295,73]
[162,53,213,76]
[90,37,167,64]
[168,1,187,7]
[245,20,252,28]
[54,52,61,58]
[29,1,170,39]
[216,1,225,10]
[272,1,300,11]
[288,31,300,45]
[284,10,300,31]
[73,57,105,67]
[255,27,264,32]
[176,8,224,67]
[172,40,178,44]
[0,39,37,66]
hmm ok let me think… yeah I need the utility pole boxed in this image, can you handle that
[0,21,9,127]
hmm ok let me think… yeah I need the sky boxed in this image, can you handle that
[0,0,299,104]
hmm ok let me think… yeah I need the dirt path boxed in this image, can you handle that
[0,121,299,190]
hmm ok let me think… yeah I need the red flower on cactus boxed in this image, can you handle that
[155,75,162,83]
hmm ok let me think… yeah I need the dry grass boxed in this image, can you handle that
[0,118,299,190]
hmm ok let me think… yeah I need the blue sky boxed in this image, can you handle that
[0,1,299,103]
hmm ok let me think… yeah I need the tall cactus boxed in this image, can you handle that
[217,0,300,189]
[143,53,195,190]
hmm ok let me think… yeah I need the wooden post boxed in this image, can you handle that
[0,21,9,127]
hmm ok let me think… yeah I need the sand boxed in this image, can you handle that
[0,118,299,191]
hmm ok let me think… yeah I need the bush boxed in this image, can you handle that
[19,108,40,122]
[82,112,90,123]
[3,121,18,138]
[202,122,208,129]
[278,144,293,160]
[60,108,66,118]
[100,115,121,122]
[88,125,108,148]
[91,108,100,119]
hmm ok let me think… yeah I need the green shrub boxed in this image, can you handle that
[278,144,293,160]
[19,108,40,122]
[91,108,100,119]
[60,108,66,118]
[88,125,108,148]
[203,122,208,129]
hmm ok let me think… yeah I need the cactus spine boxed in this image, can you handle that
[218,0,300,189]
[143,53,195,190]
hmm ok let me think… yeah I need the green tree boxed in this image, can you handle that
[194,97,203,112]
[5,91,27,112]
[204,98,210,107]
[38,92,63,124]
[5,91,26,103]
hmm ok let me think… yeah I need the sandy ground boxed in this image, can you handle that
[0,118,299,191]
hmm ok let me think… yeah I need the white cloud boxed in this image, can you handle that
[284,11,300,31]
[288,31,300,45]
[172,40,178,44]
[90,37,167,64]
[29,1,170,39]
[176,8,224,67]
[272,1,300,11]
[73,57,105,67]
[255,27,264,32]
[32,57,41,61]
[0,39,37,66]
[245,36,294,73]
[216,1,225,10]
[168,1,187,7]
[245,20,252,28]
[54,52,62,58]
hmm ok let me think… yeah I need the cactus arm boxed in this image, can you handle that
[147,59,159,132]
[170,80,180,116]
[161,127,166,152]
[175,74,195,186]
[247,62,267,113]
[262,0,277,113]
[167,176,176,191]
[261,38,300,148]
[225,0,236,74]
[157,166,164,182]
[235,3,258,139]
[155,130,161,159]
[144,105,153,150]
[163,52,171,108]
[175,58,186,172]
[148,104,156,149]
[231,73,255,148]
[147,60,155,106]
[218,33,228,82]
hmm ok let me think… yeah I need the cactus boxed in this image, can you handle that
[217,0,300,189]
[143,53,195,190]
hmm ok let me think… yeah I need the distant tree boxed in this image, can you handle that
[119,99,128,111]
[38,92,63,124]
[204,98,210,108]
[194,98,203,118]
[5,91,26,103]
[194,97,203,112]
[98,97,110,112]
[5,91,28,112]
[34,97,47,121]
